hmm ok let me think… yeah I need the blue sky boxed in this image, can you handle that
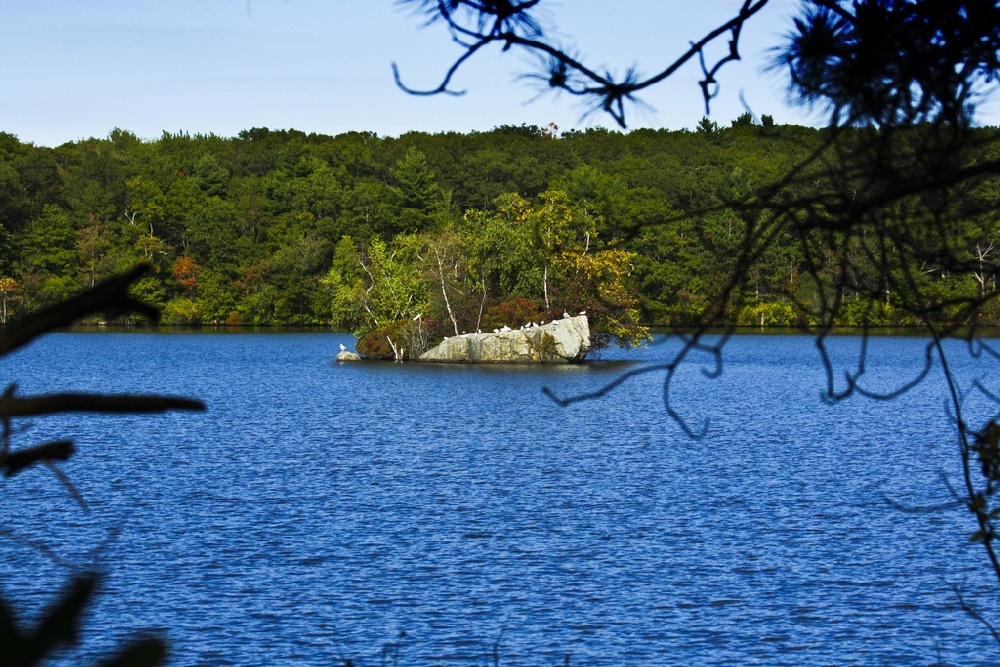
[3,1,993,147]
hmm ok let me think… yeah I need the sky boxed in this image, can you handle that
[1,0,982,147]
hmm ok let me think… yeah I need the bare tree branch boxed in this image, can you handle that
[395,0,772,127]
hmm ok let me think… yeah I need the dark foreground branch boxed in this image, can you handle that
[0,263,159,357]
[0,391,205,418]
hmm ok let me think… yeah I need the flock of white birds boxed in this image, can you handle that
[342,312,588,348]
[443,311,586,339]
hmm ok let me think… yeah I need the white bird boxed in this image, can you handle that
[339,343,347,352]
[579,310,586,315]
[493,329,499,334]
[563,311,570,318]
[501,325,511,332]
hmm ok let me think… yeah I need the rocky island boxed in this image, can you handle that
[418,314,591,364]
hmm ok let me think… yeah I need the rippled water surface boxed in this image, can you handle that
[2,332,1000,665]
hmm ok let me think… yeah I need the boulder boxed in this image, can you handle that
[336,350,362,362]
[419,315,590,364]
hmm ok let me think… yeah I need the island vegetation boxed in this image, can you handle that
[1,119,998,357]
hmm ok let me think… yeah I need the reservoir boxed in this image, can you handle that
[1,332,998,665]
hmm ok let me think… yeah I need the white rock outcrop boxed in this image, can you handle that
[336,350,362,362]
[418,315,590,364]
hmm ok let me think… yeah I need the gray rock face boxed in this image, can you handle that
[336,350,362,362]
[419,315,590,364]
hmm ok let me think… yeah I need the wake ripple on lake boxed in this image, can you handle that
[0,332,998,665]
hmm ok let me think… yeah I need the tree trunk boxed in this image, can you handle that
[433,245,459,336]
[543,263,550,311]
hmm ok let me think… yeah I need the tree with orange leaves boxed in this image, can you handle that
[172,255,200,297]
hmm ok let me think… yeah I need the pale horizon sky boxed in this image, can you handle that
[3,1,999,148]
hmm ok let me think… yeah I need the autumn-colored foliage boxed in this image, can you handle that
[0,277,20,295]
[172,256,200,296]
[553,249,649,346]
[483,297,540,331]
[0,277,20,325]
[357,320,420,360]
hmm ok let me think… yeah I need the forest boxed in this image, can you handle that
[1,116,998,355]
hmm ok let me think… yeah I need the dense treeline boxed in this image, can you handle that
[0,117,998,351]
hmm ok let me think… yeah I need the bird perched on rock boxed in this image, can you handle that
[339,343,347,352]
[563,311,570,318]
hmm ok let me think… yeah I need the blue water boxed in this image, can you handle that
[1,332,999,665]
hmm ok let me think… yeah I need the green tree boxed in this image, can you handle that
[461,193,538,304]
[355,234,430,336]
[345,178,396,240]
[390,146,442,233]
[322,235,368,331]
[524,190,586,310]
[696,116,720,137]
[258,233,331,325]
[75,223,114,289]
[17,205,80,307]
[193,152,230,198]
